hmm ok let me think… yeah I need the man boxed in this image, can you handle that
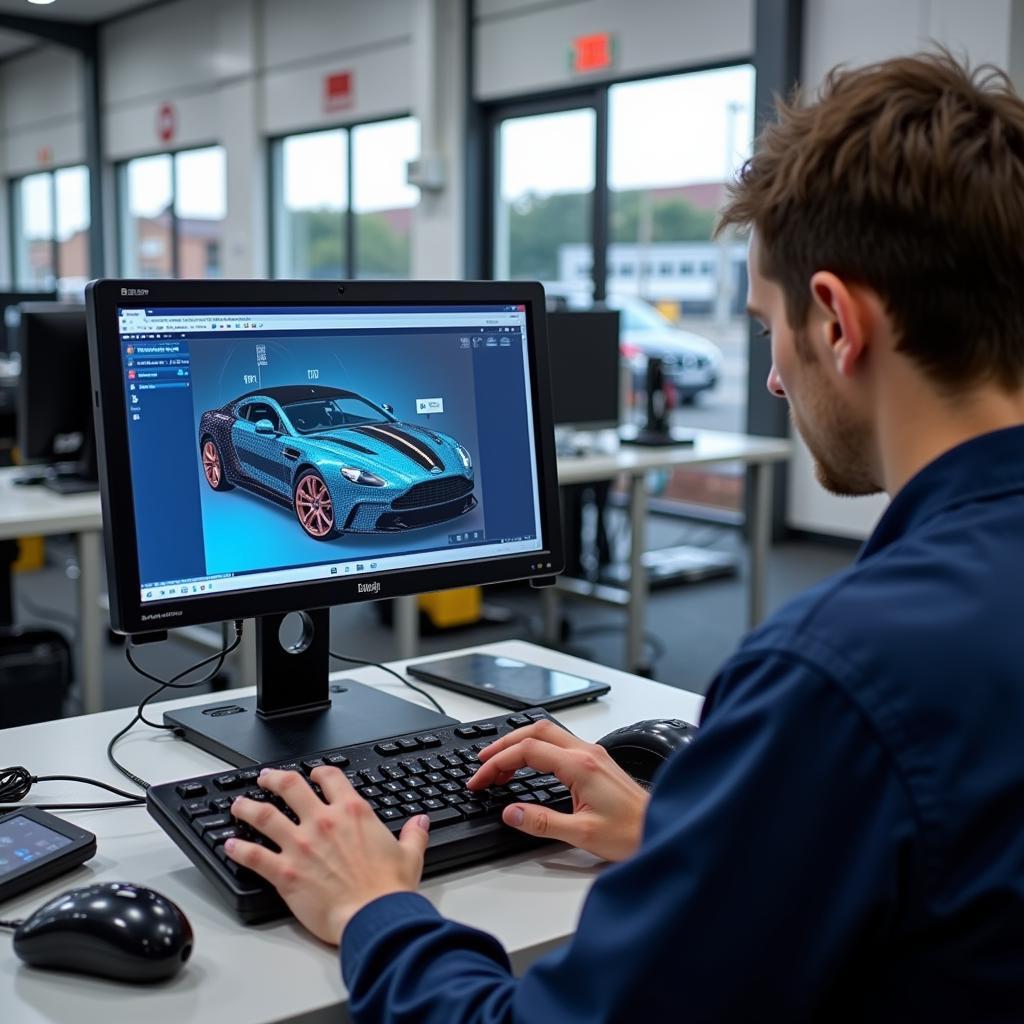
[226,51,1024,1020]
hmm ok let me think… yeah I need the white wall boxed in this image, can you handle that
[789,0,1019,538]
[474,0,753,100]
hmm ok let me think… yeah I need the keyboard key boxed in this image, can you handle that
[381,795,401,807]
[375,741,401,756]
[193,813,232,835]
[507,782,527,795]
[416,734,442,747]
[176,782,207,799]
[358,769,384,784]
[425,807,462,827]
[180,799,212,820]
[454,725,479,739]
[277,762,301,772]
[424,772,445,784]
[211,797,236,814]
[401,802,424,815]
[506,714,530,728]
[382,765,406,780]
[471,741,489,753]
[445,767,468,780]
[461,800,485,819]
[301,758,325,774]
[237,768,261,783]
[422,756,445,771]
[527,775,559,790]
[443,793,464,806]
[396,737,420,752]
[359,785,383,799]
[549,784,570,798]
[326,753,350,768]
[406,775,427,790]
[204,826,239,848]
[525,711,546,721]
[398,760,421,774]
[422,798,445,810]
[383,780,404,793]
[377,807,403,822]
[440,753,462,768]
[476,724,498,736]
[534,790,552,804]
[518,793,537,804]
[514,767,538,780]
[440,781,462,794]
[399,790,419,804]
[420,785,442,798]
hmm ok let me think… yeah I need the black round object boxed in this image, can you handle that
[13,882,193,983]
[597,718,697,788]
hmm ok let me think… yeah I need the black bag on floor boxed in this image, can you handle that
[0,627,72,728]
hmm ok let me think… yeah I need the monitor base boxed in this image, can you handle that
[163,681,457,766]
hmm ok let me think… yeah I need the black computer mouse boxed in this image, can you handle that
[13,882,193,983]
[597,718,697,787]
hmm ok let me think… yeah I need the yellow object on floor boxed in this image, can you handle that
[13,536,45,572]
[419,587,482,629]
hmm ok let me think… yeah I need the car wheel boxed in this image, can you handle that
[294,469,339,540]
[200,436,233,491]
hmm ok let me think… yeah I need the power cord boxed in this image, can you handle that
[107,620,244,792]
[0,766,145,812]
[329,651,447,716]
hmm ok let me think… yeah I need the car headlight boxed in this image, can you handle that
[341,466,387,486]
[456,444,472,469]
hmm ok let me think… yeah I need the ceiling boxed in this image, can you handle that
[0,0,157,59]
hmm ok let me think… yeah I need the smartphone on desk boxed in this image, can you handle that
[407,653,610,711]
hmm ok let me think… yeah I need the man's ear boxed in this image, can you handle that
[809,271,868,377]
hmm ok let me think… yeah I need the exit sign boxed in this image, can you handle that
[570,32,614,74]
[324,71,354,113]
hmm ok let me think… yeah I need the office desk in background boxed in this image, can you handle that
[0,466,104,713]
[552,429,792,673]
[0,639,701,1024]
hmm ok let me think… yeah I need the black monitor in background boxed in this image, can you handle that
[0,290,57,356]
[546,311,621,430]
[86,279,563,764]
[16,303,98,494]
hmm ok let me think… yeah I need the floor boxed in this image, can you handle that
[9,518,857,725]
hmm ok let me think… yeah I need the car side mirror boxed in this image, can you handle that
[254,418,276,435]
[382,403,394,414]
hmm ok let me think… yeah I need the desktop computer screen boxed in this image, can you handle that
[16,303,98,493]
[1,289,56,356]
[546,311,621,430]
[88,280,562,639]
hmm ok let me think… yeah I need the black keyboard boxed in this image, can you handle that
[147,708,572,922]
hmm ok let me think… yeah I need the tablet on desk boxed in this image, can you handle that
[408,653,610,711]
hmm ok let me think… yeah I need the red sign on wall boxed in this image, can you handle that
[570,32,614,74]
[323,71,354,113]
[156,102,177,145]
[36,146,53,168]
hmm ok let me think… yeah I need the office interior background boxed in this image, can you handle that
[1,0,1019,717]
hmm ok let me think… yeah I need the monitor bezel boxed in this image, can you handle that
[86,279,564,636]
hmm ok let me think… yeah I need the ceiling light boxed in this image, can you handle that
[27,1,58,6]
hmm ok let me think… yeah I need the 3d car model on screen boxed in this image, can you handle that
[198,385,477,540]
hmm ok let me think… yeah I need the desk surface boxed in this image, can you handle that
[0,466,102,540]
[555,427,791,484]
[0,639,702,1024]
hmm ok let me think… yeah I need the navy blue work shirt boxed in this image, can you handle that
[340,426,1024,1022]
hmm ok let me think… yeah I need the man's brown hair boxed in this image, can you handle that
[719,50,1024,390]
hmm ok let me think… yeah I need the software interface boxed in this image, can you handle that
[116,304,545,604]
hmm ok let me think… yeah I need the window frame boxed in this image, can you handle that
[267,112,418,281]
[115,144,226,279]
[8,164,90,290]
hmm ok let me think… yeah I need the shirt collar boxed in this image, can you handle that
[858,425,1024,561]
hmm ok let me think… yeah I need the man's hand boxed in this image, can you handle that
[467,720,649,862]
[226,767,428,946]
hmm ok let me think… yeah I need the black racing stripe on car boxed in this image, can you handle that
[353,425,444,472]
[309,436,376,456]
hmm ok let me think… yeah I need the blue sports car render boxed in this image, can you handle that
[198,385,477,540]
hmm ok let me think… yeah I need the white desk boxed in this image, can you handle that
[0,640,701,1024]
[553,429,792,672]
[0,467,105,713]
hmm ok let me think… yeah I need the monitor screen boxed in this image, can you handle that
[18,304,91,465]
[546,311,620,428]
[113,301,547,608]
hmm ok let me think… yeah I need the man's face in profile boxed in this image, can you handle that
[747,234,879,497]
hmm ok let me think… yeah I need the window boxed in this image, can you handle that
[493,107,595,299]
[118,146,226,278]
[10,165,91,294]
[271,117,420,280]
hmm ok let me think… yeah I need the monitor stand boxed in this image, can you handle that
[163,608,457,766]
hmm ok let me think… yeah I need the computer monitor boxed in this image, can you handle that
[86,279,563,764]
[546,311,621,430]
[0,289,57,356]
[16,303,98,494]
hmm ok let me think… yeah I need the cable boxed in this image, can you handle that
[0,766,145,812]
[0,919,24,930]
[108,620,244,792]
[329,651,447,716]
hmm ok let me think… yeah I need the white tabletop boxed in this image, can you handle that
[555,428,791,484]
[0,639,703,1024]
[0,467,102,540]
